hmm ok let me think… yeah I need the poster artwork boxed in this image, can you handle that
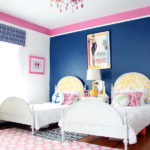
[87,31,111,69]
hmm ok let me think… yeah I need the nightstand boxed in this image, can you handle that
[79,94,109,103]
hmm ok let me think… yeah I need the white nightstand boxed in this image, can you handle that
[79,94,109,103]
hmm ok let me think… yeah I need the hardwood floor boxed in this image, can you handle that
[79,126,150,150]
[0,122,150,150]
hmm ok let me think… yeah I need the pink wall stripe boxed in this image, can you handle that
[1,6,149,36]
[50,6,150,36]
[0,12,50,35]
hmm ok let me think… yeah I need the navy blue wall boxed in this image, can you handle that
[50,17,150,101]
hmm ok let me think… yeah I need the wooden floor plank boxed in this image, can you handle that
[79,126,150,150]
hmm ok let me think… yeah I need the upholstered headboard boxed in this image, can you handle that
[56,76,84,96]
[113,72,150,103]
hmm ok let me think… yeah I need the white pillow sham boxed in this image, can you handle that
[112,94,130,107]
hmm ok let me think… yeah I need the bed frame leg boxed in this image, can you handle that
[61,130,65,141]
[123,139,128,150]
[123,111,128,150]
[31,105,35,135]
[31,125,35,135]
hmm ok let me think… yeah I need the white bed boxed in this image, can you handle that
[0,76,84,134]
[0,97,70,133]
[59,72,150,150]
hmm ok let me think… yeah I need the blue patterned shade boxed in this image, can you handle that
[0,24,26,46]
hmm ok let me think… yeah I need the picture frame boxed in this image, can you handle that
[83,90,90,97]
[87,31,111,69]
[29,55,45,74]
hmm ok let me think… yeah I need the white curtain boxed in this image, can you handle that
[0,41,22,100]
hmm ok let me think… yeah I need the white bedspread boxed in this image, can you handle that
[115,104,150,144]
[31,103,70,130]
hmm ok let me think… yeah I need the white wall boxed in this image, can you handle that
[1,21,50,104]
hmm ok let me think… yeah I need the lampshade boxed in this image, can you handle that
[86,69,101,80]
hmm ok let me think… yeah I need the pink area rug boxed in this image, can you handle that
[0,128,122,150]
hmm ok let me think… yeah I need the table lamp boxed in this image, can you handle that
[86,69,101,97]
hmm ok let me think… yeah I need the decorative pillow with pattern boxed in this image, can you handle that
[52,92,64,104]
[112,94,130,107]
[129,92,142,106]
[62,91,79,105]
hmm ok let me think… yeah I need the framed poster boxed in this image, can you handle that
[87,31,111,69]
[29,56,45,74]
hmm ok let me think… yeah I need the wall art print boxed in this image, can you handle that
[87,31,111,69]
[29,56,45,75]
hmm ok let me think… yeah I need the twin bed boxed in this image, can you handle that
[59,72,150,150]
[0,76,84,134]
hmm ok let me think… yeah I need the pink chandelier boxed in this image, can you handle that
[50,0,84,12]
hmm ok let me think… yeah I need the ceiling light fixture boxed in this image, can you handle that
[50,0,84,12]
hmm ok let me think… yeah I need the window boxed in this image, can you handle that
[0,41,22,100]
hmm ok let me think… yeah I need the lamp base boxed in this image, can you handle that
[90,89,98,97]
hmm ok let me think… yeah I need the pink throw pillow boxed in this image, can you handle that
[63,93,78,105]
[129,92,142,106]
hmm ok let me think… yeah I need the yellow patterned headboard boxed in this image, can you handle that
[114,72,150,102]
[56,76,84,96]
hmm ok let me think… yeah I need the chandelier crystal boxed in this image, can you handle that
[50,0,84,12]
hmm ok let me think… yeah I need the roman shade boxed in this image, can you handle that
[0,23,26,46]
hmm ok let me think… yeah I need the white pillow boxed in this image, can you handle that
[52,92,64,104]
[112,94,130,107]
